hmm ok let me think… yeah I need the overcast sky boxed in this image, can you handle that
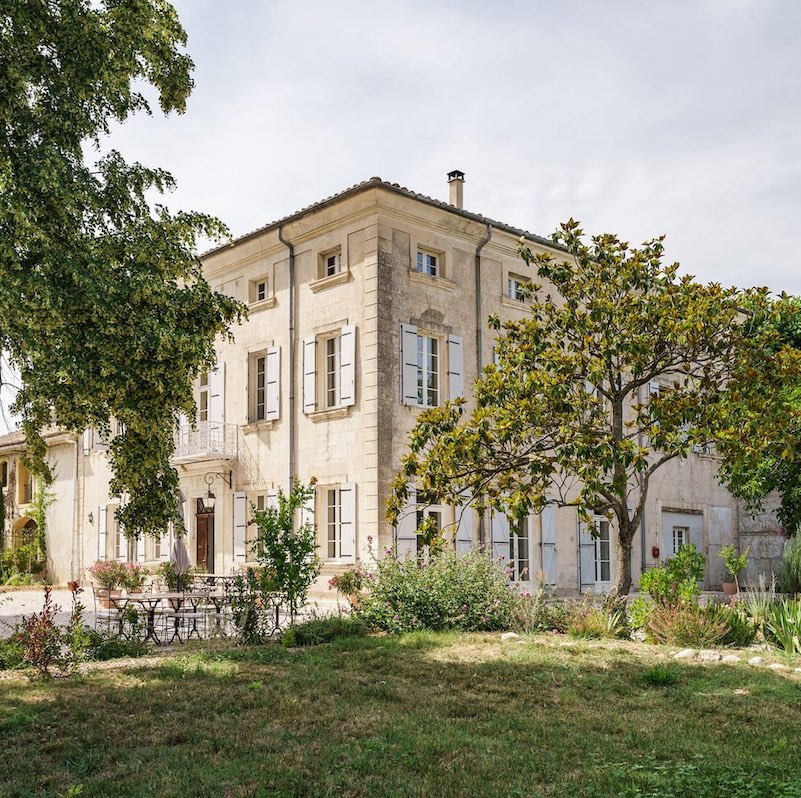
[3,0,801,432]
[108,0,801,294]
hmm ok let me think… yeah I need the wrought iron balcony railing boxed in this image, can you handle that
[172,421,238,461]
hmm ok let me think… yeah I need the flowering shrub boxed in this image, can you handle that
[328,567,365,597]
[122,563,148,591]
[88,560,127,590]
[646,603,730,647]
[356,547,517,633]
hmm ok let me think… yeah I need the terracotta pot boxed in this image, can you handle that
[722,581,737,595]
[100,589,122,608]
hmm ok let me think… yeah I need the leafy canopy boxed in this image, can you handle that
[389,219,801,593]
[0,0,244,535]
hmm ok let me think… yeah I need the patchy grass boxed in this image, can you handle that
[1,634,800,797]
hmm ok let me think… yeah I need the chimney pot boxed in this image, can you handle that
[447,170,465,209]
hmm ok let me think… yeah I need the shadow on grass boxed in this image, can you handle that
[1,633,800,798]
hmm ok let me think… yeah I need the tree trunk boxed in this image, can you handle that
[615,524,635,595]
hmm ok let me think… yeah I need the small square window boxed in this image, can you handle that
[249,277,270,304]
[416,249,438,277]
[319,248,342,279]
[507,275,529,301]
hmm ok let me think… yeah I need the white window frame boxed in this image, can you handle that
[249,276,270,304]
[198,372,209,423]
[303,327,355,414]
[416,334,440,408]
[321,249,342,278]
[595,518,612,584]
[415,504,443,560]
[416,248,439,278]
[320,483,355,562]
[507,275,529,302]
[401,324,463,408]
[248,347,280,423]
[672,525,688,555]
[509,519,530,582]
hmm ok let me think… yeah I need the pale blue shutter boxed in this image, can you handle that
[541,504,557,587]
[136,534,145,563]
[233,491,247,562]
[490,511,510,563]
[303,337,317,413]
[578,519,596,591]
[396,485,418,557]
[400,324,419,405]
[265,346,280,421]
[339,326,356,407]
[339,483,356,560]
[97,505,107,561]
[448,335,464,399]
[455,502,473,555]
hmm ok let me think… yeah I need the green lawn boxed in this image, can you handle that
[1,633,800,798]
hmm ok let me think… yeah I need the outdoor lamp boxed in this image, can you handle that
[204,488,216,513]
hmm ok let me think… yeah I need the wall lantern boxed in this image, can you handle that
[202,471,232,514]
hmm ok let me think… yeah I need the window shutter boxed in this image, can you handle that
[97,505,107,561]
[541,504,557,587]
[266,490,278,510]
[490,511,510,562]
[400,323,419,405]
[82,429,93,455]
[578,519,597,590]
[136,534,145,563]
[455,504,473,555]
[303,336,317,413]
[395,484,418,557]
[117,520,127,563]
[159,529,169,561]
[209,362,225,423]
[233,491,247,562]
[339,325,356,407]
[339,482,356,560]
[448,335,464,399]
[265,346,281,421]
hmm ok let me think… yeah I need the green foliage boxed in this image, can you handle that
[627,596,653,631]
[250,479,321,621]
[328,568,365,597]
[84,630,150,662]
[764,598,801,655]
[0,635,24,670]
[704,601,758,647]
[641,664,682,687]
[281,615,368,648]
[226,567,280,644]
[567,592,629,639]
[646,604,731,648]
[88,560,128,590]
[0,0,245,537]
[778,536,801,594]
[508,590,573,633]
[357,547,517,633]
[389,219,800,593]
[640,544,706,607]
[156,561,194,592]
[741,573,778,634]
[719,544,749,591]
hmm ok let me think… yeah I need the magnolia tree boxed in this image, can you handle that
[388,220,801,594]
[0,1,244,535]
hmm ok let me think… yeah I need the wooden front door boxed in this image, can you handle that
[196,499,214,571]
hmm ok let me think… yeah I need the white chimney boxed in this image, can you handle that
[447,170,465,209]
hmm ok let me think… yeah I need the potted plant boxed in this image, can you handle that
[122,563,148,593]
[157,561,193,593]
[88,560,126,607]
[328,567,365,609]
[719,543,750,595]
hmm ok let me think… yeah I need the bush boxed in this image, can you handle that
[0,635,24,669]
[567,592,629,639]
[628,596,653,632]
[509,590,572,633]
[641,664,682,687]
[640,544,706,607]
[704,601,758,647]
[281,615,367,648]
[779,537,801,595]
[765,598,801,655]
[646,603,730,648]
[357,547,516,633]
[84,629,150,661]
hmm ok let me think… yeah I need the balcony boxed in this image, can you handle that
[172,422,238,463]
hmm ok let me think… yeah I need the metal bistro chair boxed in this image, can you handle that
[91,586,125,637]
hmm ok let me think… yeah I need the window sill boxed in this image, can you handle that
[306,406,350,422]
[310,271,350,293]
[402,401,440,411]
[408,270,455,292]
[500,295,528,310]
[242,420,277,433]
[248,297,277,312]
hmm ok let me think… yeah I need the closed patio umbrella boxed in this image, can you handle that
[170,536,192,576]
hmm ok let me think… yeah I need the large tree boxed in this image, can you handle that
[388,220,801,594]
[0,0,243,536]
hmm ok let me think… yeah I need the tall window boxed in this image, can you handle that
[416,249,438,277]
[509,520,530,581]
[199,373,209,422]
[415,506,442,558]
[595,519,611,583]
[326,488,341,559]
[17,461,33,504]
[416,335,439,407]
[325,336,341,409]
[254,355,266,421]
